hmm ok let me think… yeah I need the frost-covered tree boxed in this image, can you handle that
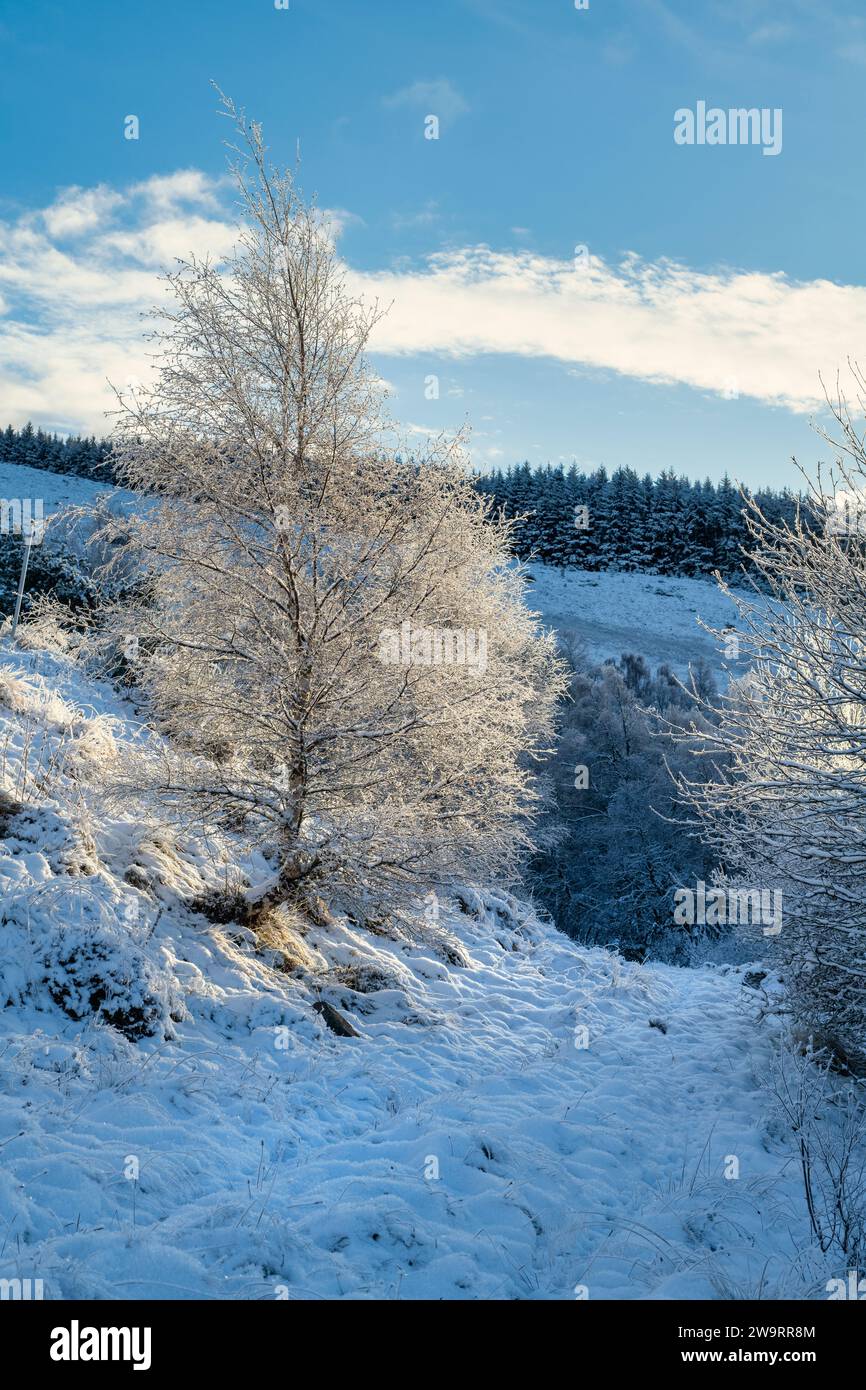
[98,95,565,919]
[676,371,866,1064]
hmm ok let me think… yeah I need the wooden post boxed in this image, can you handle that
[11,531,34,638]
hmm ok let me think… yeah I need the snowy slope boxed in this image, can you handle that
[0,461,124,515]
[527,564,758,681]
[0,633,835,1301]
[0,461,138,615]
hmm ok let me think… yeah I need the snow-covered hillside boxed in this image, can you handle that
[0,460,123,516]
[528,564,757,680]
[0,631,836,1301]
[0,461,137,613]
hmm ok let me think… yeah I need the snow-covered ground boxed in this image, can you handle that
[0,467,841,1300]
[0,461,123,516]
[527,564,757,681]
[0,633,839,1301]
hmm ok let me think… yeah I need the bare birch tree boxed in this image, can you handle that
[97,94,565,920]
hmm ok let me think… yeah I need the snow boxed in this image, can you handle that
[527,563,758,680]
[0,631,837,1302]
[0,461,122,516]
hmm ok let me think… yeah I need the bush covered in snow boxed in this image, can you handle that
[1,879,183,1041]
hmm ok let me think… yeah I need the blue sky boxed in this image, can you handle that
[1,0,866,487]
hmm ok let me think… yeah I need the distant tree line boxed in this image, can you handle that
[474,463,802,579]
[1,426,807,582]
[0,422,115,483]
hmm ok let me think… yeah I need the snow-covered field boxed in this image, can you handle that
[527,564,756,680]
[0,634,838,1301]
[0,461,122,517]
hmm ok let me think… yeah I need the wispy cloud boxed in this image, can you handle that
[747,22,794,47]
[354,247,866,414]
[42,186,124,239]
[602,33,637,66]
[382,78,469,124]
[391,201,441,231]
[0,172,236,432]
[838,37,866,66]
[318,206,365,245]
[0,168,862,433]
[130,169,229,212]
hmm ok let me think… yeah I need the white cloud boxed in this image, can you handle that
[101,216,238,269]
[351,246,865,413]
[318,206,364,245]
[131,169,228,212]
[42,185,124,239]
[0,167,863,434]
[0,171,234,431]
